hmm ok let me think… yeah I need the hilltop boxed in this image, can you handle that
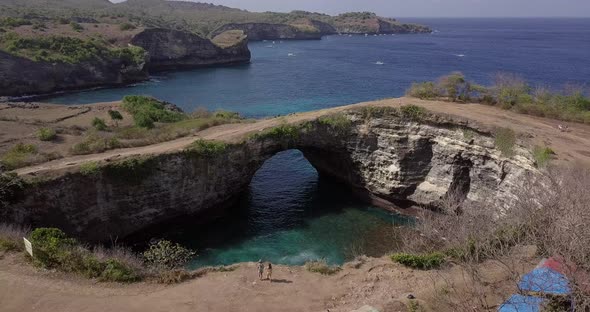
[0,0,431,37]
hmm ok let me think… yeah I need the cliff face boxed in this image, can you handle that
[131,28,251,71]
[211,23,322,41]
[3,107,536,241]
[0,50,148,97]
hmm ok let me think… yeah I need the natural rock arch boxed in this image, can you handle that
[3,107,535,242]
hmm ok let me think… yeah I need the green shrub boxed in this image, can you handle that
[0,238,19,252]
[29,228,77,268]
[1,143,38,170]
[390,252,445,270]
[108,110,123,126]
[492,73,531,109]
[79,161,101,176]
[214,110,242,119]
[0,17,31,28]
[532,145,555,168]
[100,259,140,283]
[92,117,108,131]
[36,128,57,141]
[438,72,468,102]
[407,82,440,99]
[318,113,352,133]
[143,240,196,270]
[304,260,341,275]
[70,22,83,32]
[251,124,301,141]
[119,23,136,31]
[494,128,516,157]
[28,228,142,282]
[122,96,184,129]
[71,134,120,155]
[400,105,427,120]
[185,140,229,157]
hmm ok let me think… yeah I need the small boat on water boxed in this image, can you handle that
[375,61,385,65]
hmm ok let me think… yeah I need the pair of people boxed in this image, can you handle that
[257,260,272,282]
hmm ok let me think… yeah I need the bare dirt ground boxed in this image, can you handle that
[9,97,590,176]
[0,101,134,160]
[0,246,538,312]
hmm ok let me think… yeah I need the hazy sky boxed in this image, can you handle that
[112,0,590,17]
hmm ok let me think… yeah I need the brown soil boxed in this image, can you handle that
[0,101,133,161]
[9,97,590,176]
[0,246,539,312]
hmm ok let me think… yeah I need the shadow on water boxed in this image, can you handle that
[125,150,412,268]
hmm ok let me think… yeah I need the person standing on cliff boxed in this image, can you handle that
[257,259,264,280]
[266,262,273,282]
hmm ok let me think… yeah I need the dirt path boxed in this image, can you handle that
[15,97,590,176]
[0,250,538,312]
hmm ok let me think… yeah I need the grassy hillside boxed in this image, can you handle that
[0,0,430,37]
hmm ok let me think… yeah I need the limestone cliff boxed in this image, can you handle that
[211,23,323,41]
[0,50,148,98]
[131,28,251,71]
[2,107,536,241]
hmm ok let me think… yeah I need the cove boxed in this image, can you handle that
[143,150,410,268]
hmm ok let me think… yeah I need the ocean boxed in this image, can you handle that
[43,18,590,267]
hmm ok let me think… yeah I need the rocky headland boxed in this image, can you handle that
[1,99,545,242]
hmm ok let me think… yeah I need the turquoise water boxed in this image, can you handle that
[151,150,409,268]
[42,19,590,267]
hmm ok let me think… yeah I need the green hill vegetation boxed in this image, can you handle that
[407,72,590,124]
[0,0,430,38]
[0,32,146,64]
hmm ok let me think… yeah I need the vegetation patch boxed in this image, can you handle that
[1,143,40,170]
[390,252,445,270]
[143,240,196,271]
[92,117,108,131]
[360,106,398,120]
[0,33,146,65]
[532,145,555,168]
[0,17,31,28]
[121,95,185,129]
[36,128,57,141]
[103,156,158,183]
[494,127,516,157]
[250,124,301,142]
[27,228,141,282]
[79,161,101,176]
[185,140,229,158]
[70,133,120,155]
[407,71,590,124]
[304,260,342,275]
[0,223,29,252]
[400,105,428,121]
[318,113,352,133]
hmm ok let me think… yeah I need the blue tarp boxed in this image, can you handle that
[498,294,546,312]
[519,267,571,295]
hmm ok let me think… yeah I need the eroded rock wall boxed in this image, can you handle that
[0,50,148,97]
[3,108,536,241]
[130,28,251,71]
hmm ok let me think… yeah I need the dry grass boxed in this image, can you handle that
[0,223,30,252]
[405,165,590,310]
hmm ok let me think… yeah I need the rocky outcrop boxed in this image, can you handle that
[211,23,322,41]
[0,50,148,98]
[2,107,536,241]
[130,28,251,71]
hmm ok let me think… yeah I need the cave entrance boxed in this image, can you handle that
[148,149,410,268]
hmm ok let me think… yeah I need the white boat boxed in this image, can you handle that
[288,53,295,57]
[375,61,385,65]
